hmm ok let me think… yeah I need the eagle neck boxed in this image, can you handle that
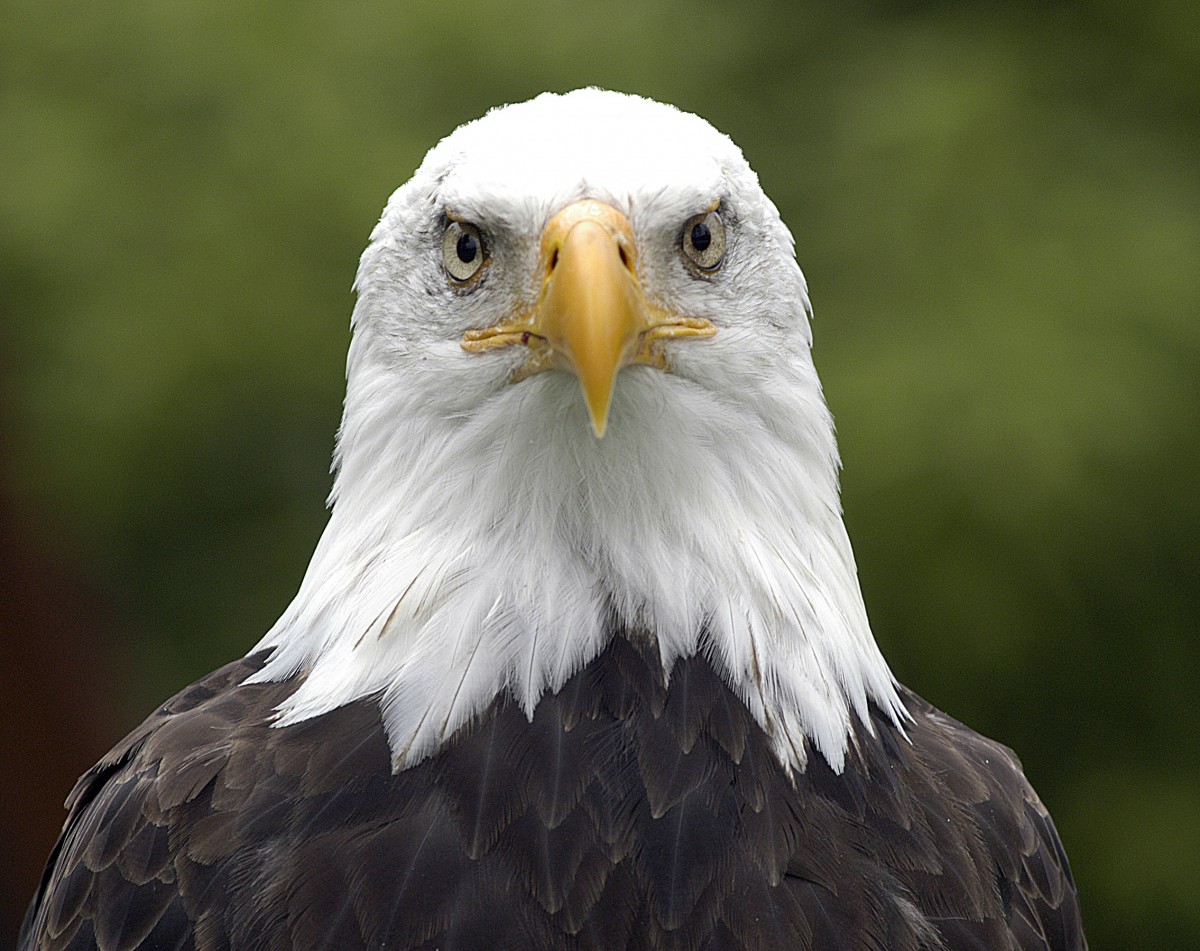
[249,344,905,775]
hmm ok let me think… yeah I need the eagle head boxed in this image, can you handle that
[251,89,903,776]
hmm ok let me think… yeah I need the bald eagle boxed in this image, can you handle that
[21,89,1086,951]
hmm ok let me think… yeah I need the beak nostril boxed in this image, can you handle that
[617,242,631,271]
[548,247,560,272]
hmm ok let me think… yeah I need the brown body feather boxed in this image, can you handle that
[20,632,1085,950]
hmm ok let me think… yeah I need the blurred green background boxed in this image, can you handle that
[2,0,1197,947]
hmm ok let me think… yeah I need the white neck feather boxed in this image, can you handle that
[249,318,904,775]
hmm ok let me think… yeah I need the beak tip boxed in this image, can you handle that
[581,374,616,440]
[588,409,609,439]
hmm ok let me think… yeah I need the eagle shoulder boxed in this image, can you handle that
[877,687,1088,951]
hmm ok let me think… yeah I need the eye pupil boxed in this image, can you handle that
[690,222,711,252]
[456,231,479,263]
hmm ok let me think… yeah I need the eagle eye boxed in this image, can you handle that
[442,220,486,283]
[681,209,726,272]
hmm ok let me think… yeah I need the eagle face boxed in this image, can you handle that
[353,88,815,445]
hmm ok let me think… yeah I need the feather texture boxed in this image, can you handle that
[21,638,1085,951]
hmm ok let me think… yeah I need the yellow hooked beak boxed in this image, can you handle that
[461,200,716,438]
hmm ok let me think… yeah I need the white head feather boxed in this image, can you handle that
[248,89,904,775]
